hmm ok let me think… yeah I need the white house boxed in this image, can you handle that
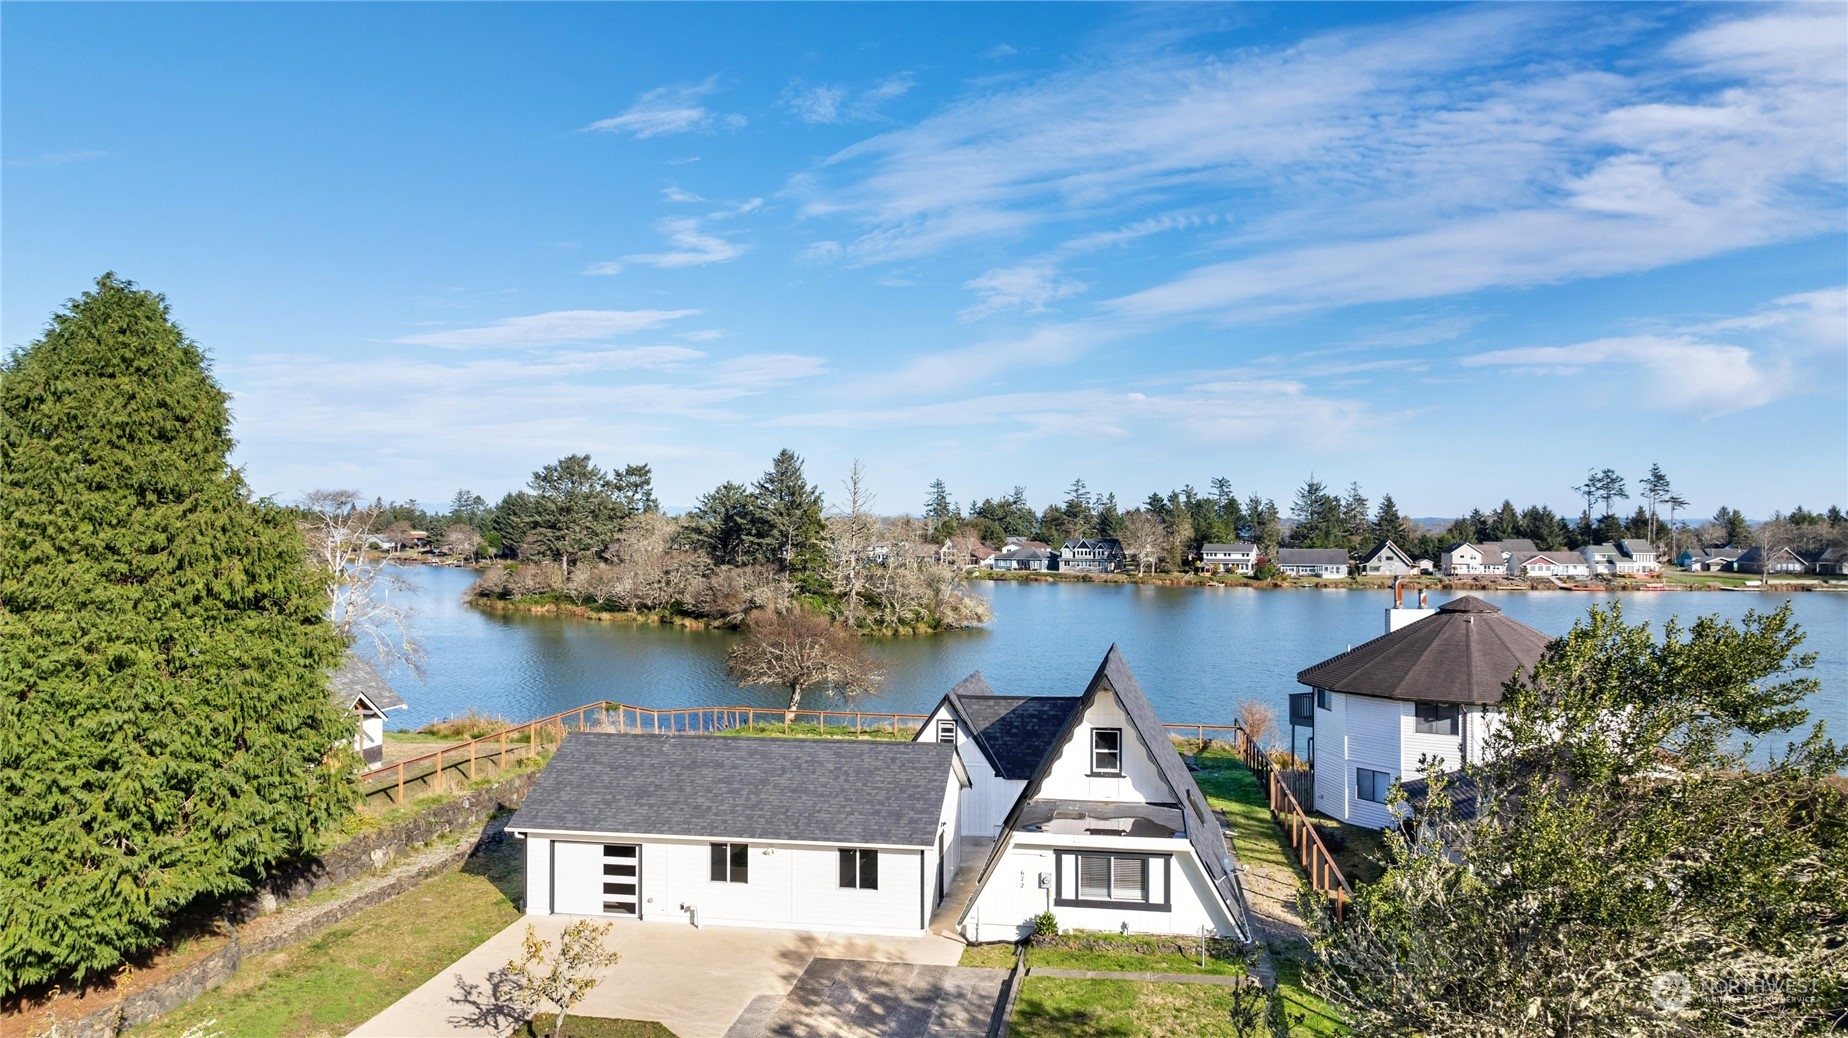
[1276,548,1350,579]
[911,673,1082,840]
[331,654,408,768]
[1199,542,1258,574]
[1617,539,1659,574]
[1508,550,1591,578]
[1357,540,1416,576]
[1061,538,1125,573]
[1294,597,1552,828]
[958,648,1251,945]
[1439,542,1487,576]
[507,735,969,937]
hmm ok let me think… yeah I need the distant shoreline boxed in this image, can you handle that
[967,570,1848,593]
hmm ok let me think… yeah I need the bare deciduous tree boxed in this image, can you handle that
[726,608,885,713]
[1120,509,1167,575]
[298,489,421,670]
[824,459,879,627]
[501,920,619,1038]
[1236,698,1278,755]
[441,523,483,559]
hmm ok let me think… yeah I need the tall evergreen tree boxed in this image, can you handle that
[1639,463,1673,546]
[0,276,352,991]
[923,479,958,541]
[745,449,825,583]
[679,481,755,566]
[1290,476,1342,547]
[1371,494,1414,548]
[520,454,635,580]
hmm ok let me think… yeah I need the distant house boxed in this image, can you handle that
[1357,540,1416,576]
[989,545,1058,572]
[1813,547,1848,576]
[1734,545,1811,574]
[331,654,408,768]
[940,541,999,567]
[1440,543,1488,576]
[1296,597,1552,827]
[1061,537,1125,574]
[1509,550,1591,578]
[1496,539,1538,556]
[1415,558,1436,574]
[1617,539,1660,574]
[1677,547,1742,572]
[1578,543,1623,575]
[1200,542,1258,574]
[1276,548,1350,579]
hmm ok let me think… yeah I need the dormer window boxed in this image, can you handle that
[1091,728,1122,775]
[936,719,956,744]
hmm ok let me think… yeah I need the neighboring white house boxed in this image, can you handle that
[958,648,1252,945]
[1616,539,1659,574]
[1276,548,1350,579]
[1295,597,1552,828]
[1439,542,1487,575]
[1199,542,1258,574]
[912,674,1082,840]
[987,540,1058,572]
[1357,540,1416,576]
[507,735,969,937]
[331,654,408,768]
[1508,550,1592,578]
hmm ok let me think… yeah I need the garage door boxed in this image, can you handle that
[552,841,641,917]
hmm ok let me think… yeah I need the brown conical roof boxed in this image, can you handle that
[1295,597,1553,705]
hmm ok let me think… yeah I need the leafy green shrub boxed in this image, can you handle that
[1032,912,1059,939]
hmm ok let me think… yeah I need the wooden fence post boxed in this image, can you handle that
[433,748,443,793]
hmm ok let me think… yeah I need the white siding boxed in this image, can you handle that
[1034,687,1170,804]
[526,835,930,936]
[918,703,1025,837]
[358,715,384,752]
[1401,711,1463,783]
[1340,694,1403,830]
[963,836,1236,943]
[1311,690,1346,820]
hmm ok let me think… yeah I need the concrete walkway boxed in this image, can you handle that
[348,917,965,1038]
[928,837,993,937]
[744,958,1008,1038]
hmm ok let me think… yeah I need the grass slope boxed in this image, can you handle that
[1011,977,1248,1037]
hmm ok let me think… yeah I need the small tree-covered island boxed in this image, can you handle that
[4,280,1845,1037]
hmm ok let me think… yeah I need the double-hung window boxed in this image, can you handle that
[838,848,879,890]
[709,842,749,883]
[936,719,956,744]
[1091,728,1122,775]
[1356,767,1391,804]
[1414,702,1460,736]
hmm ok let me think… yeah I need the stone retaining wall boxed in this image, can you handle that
[28,772,539,1038]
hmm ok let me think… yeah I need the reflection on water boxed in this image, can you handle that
[378,565,1848,758]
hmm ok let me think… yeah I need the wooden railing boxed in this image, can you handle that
[1268,765,1352,921]
[356,701,933,809]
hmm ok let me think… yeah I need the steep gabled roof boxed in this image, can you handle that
[507,733,960,847]
[958,647,1250,941]
[1618,539,1655,555]
[331,653,407,712]
[920,672,1083,780]
[1358,540,1411,565]
[1296,596,1553,705]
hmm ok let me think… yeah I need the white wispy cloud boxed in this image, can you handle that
[581,261,624,276]
[958,264,1089,321]
[1460,286,1846,417]
[793,4,1845,318]
[393,309,698,348]
[621,217,749,268]
[781,75,915,124]
[662,185,706,203]
[584,78,746,138]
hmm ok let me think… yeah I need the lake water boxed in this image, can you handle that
[378,566,1848,757]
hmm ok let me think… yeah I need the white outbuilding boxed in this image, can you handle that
[331,654,408,768]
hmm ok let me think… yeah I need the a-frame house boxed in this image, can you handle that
[951,647,1251,944]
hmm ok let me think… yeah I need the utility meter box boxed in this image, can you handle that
[1037,872,1053,889]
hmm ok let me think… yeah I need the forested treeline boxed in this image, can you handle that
[356,463,1845,580]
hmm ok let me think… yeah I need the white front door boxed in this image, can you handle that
[552,841,642,917]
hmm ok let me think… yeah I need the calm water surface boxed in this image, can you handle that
[380,566,1847,753]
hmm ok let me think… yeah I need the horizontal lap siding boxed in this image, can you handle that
[1312,692,1347,821]
[1343,695,1402,830]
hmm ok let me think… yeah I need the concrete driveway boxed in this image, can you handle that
[347,916,965,1038]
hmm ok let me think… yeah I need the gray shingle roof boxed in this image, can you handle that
[1358,540,1411,565]
[1619,539,1654,555]
[1277,548,1350,567]
[506,733,957,847]
[937,674,1083,780]
[1296,596,1554,705]
[331,654,406,712]
[1201,542,1257,554]
[1498,539,1538,554]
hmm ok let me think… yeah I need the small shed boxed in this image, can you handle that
[331,654,408,768]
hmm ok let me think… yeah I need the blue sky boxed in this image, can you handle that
[5,2,1844,519]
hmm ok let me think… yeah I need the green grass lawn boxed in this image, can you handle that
[1011,977,1253,1037]
[958,935,1245,977]
[1189,752,1297,875]
[1272,959,1346,1037]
